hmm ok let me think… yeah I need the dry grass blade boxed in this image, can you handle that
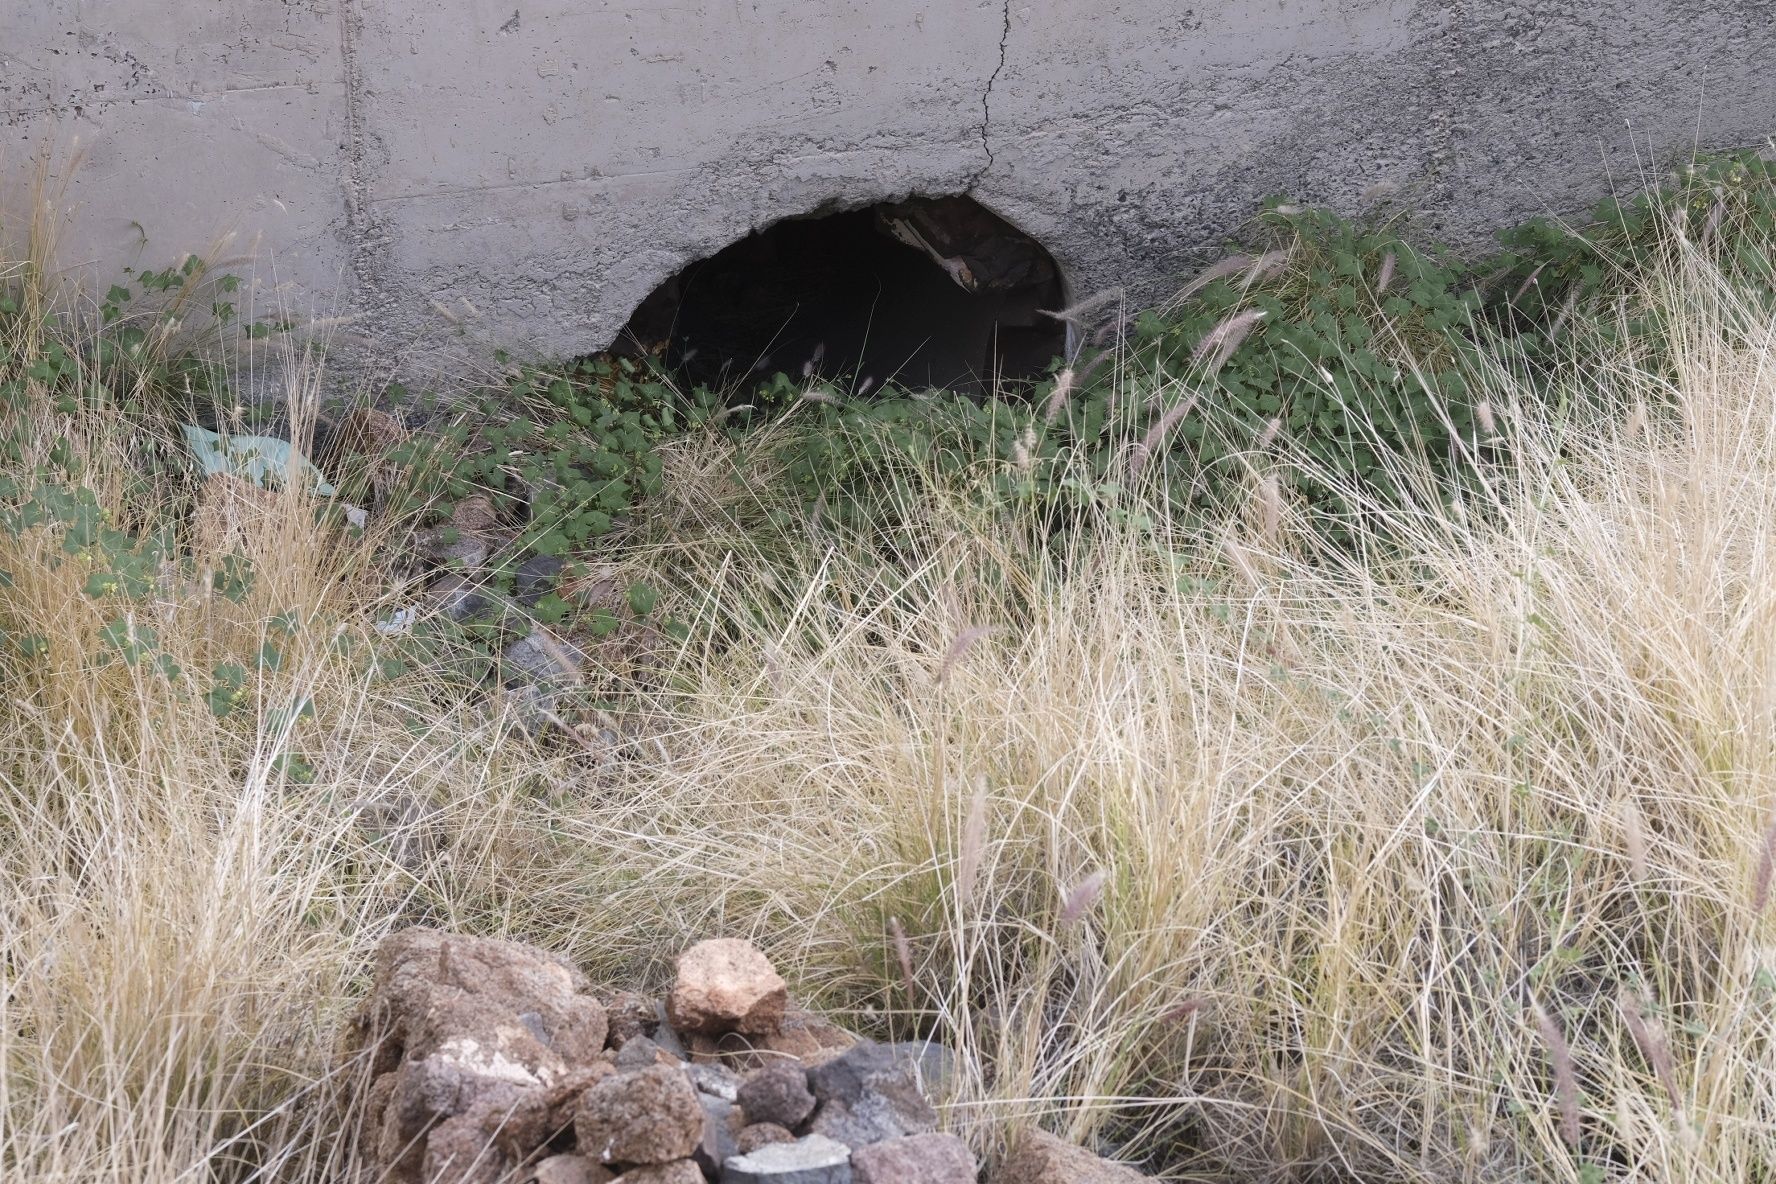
[1475,400,1498,437]
[1038,287,1125,326]
[889,916,918,1002]
[1618,987,1683,1115]
[955,781,989,905]
[1191,307,1267,372]
[1532,1002,1582,1147]
[1252,472,1283,546]
[1549,287,1582,340]
[1059,869,1107,926]
[1701,198,1726,250]
[936,625,995,687]
[1752,813,1776,912]
[1127,389,1200,477]
[1620,798,1649,883]
[1042,367,1076,424]
[1375,250,1398,294]
[1513,262,1548,303]
[1166,249,1290,313]
[1173,253,1255,306]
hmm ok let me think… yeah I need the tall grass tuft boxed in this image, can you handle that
[554,240,1776,1181]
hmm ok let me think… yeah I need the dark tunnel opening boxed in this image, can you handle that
[618,196,1067,396]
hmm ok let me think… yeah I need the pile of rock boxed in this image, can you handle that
[347,928,1149,1184]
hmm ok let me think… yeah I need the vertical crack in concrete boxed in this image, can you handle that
[338,0,368,234]
[336,0,395,369]
[967,0,1012,191]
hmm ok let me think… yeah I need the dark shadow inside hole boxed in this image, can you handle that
[619,196,1066,396]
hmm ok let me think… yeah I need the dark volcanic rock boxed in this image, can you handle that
[737,1062,816,1128]
[803,1043,936,1150]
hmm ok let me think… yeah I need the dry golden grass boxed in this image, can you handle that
[2,220,1775,1184]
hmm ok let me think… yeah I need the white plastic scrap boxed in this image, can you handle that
[180,424,336,496]
[374,607,417,636]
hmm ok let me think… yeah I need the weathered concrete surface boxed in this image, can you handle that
[1,2,351,317]
[4,2,1773,383]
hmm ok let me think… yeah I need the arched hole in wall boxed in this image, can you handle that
[618,196,1066,396]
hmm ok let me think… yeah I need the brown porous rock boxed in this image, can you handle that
[609,1163,704,1184]
[604,991,656,1049]
[755,1006,857,1063]
[352,929,610,1183]
[989,1128,1152,1183]
[528,1154,615,1184]
[665,938,789,1037]
[360,927,609,1068]
[851,1132,977,1184]
[574,1064,704,1167]
[736,1122,798,1154]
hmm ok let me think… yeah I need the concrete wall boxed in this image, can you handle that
[4,1,1773,383]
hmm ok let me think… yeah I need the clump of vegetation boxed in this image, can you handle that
[734,151,1776,550]
[5,150,1776,1184]
[351,354,698,698]
[590,268,1776,1179]
[387,355,689,562]
[1484,150,1776,357]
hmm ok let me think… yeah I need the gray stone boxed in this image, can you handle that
[615,1035,671,1072]
[651,1003,691,1062]
[804,1044,894,1105]
[693,1092,743,1178]
[689,1061,742,1102]
[807,1092,935,1153]
[502,628,583,688]
[720,1134,853,1184]
[431,573,506,624]
[420,526,491,571]
[803,1043,937,1148]
[516,553,566,606]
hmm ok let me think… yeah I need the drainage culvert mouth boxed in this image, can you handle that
[619,195,1065,397]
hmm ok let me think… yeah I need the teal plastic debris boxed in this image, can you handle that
[181,424,336,496]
